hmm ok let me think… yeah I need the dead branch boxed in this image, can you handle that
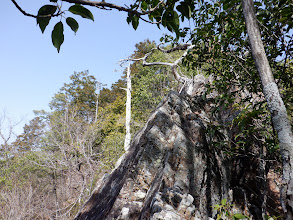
[120,43,195,83]
[157,43,193,53]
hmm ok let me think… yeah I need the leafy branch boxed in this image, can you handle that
[11,0,166,52]
[63,0,164,16]
[11,0,63,19]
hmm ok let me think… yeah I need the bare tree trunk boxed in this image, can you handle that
[124,63,132,151]
[95,93,99,123]
[242,0,293,217]
[95,84,100,123]
[95,82,107,123]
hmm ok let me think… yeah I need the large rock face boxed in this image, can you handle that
[75,91,232,220]
[75,91,280,220]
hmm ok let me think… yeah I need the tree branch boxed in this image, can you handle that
[139,16,161,24]
[11,0,63,18]
[120,44,194,83]
[11,0,163,24]
[157,43,192,53]
[62,0,163,16]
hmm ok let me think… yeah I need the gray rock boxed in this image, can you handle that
[76,90,273,220]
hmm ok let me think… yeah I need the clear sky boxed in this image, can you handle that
[1,0,167,136]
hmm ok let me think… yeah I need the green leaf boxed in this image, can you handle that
[141,1,148,11]
[254,2,262,6]
[173,11,179,28]
[176,2,192,19]
[68,4,94,21]
[223,3,229,10]
[151,0,159,8]
[38,5,57,16]
[281,7,292,17]
[279,17,288,22]
[163,10,179,34]
[222,0,235,10]
[176,4,186,16]
[162,11,174,30]
[51,21,64,53]
[126,12,133,24]
[37,18,50,33]
[233,213,248,219]
[37,5,57,33]
[213,204,220,210]
[221,198,227,206]
[132,15,139,30]
[66,17,79,33]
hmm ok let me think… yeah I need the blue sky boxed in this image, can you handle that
[1,0,167,136]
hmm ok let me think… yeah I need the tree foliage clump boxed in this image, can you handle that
[0,71,119,218]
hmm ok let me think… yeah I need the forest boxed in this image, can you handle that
[2,0,293,219]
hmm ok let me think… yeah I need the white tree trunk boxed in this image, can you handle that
[124,63,132,151]
[95,93,99,123]
[95,82,106,123]
[94,83,101,124]
[242,0,293,217]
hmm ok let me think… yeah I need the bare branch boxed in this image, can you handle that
[120,43,194,83]
[157,43,193,53]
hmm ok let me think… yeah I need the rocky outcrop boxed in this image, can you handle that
[75,90,280,220]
